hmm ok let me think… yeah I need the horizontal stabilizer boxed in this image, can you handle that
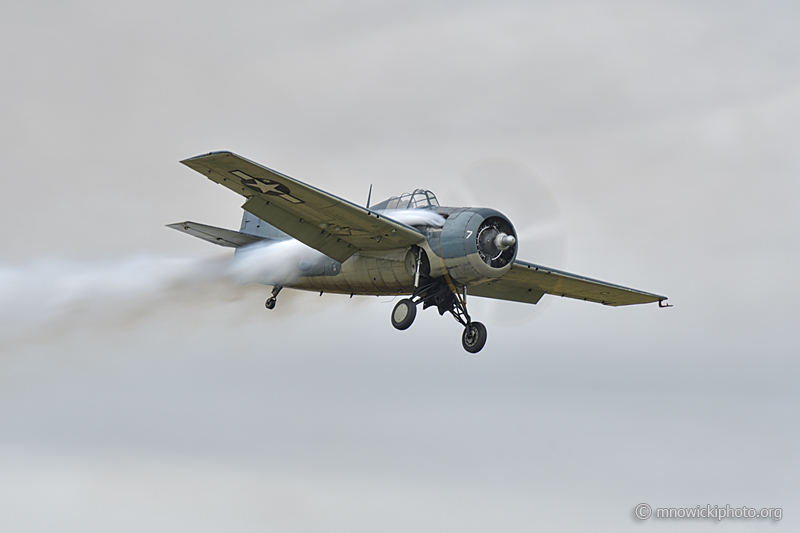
[167,221,267,248]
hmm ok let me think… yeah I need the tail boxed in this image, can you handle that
[166,211,290,248]
[239,211,290,240]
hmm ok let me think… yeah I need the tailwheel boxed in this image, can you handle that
[391,298,417,330]
[265,285,282,310]
[461,321,487,353]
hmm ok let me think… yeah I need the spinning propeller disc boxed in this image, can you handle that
[446,157,568,326]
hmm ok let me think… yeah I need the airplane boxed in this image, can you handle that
[169,151,669,353]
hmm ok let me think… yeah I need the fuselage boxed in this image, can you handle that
[280,205,517,296]
[235,187,518,296]
[290,247,417,295]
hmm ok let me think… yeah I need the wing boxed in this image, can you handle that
[166,221,267,248]
[468,259,667,307]
[180,151,425,262]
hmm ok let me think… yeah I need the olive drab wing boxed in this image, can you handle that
[180,151,425,263]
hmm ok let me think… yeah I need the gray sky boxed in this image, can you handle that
[1,1,798,531]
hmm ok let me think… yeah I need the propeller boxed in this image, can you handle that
[444,157,568,326]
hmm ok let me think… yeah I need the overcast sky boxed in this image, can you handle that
[1,1,798,531]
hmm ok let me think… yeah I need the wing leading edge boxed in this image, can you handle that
[180,151,425,263]
[468,259,667,307]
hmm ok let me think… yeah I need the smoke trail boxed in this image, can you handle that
[0,239,329,346]
[229,239,329,286]
[377,209,446,228]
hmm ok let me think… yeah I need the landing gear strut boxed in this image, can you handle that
[265,285,282,310]
[390,277,488,353]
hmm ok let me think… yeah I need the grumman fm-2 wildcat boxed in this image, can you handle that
[169,151,669,353]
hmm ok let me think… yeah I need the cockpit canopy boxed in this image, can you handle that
[370,189,440,211]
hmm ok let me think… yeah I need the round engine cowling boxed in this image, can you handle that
[431,208,517,285]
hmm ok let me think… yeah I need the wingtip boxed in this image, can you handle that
[166,221,192,229]
[179,150,236,165]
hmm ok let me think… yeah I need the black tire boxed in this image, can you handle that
[265,298,276,310]
[391,299,417,330]
[462,321,487,353]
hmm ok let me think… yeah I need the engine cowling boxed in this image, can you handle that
[429,208,518,285]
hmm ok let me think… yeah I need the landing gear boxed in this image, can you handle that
[391,277,489,353]
[391,299,417,330]
[461,321,487,353]
[265,285,282,310]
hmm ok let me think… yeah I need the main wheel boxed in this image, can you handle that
[462,321,487,353]
[391,299,417,330]
[265,297,276,310]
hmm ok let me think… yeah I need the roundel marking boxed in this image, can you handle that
[230,170,304,204]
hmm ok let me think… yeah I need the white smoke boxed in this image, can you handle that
[0,239,326,345]
[378,209,446,228]
[229,239,329,286]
